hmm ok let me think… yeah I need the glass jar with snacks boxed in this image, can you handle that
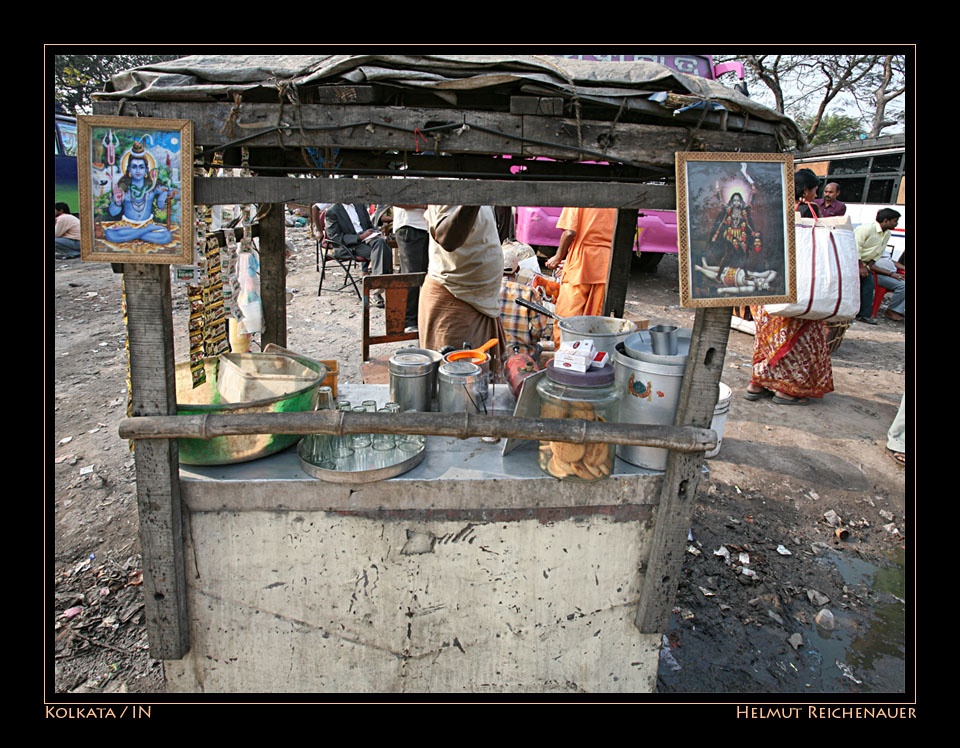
[535,361,621,481]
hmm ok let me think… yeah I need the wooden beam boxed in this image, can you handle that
[257,203,287,349]
[121,263,189,659]
[195,176,677,210]
[635,306,732,634]
[603,208,640,318]
[92,101,778,168]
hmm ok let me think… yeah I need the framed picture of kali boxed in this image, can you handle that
[676,152,797,308]
[78,116,193,264]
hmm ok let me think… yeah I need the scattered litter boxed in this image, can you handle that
[660,635,681,672]
[734,485,742,494]
[807,589,830,606]
[740,567,757,579]
[879,510,894,521]
[698,587,716,597]
[686,545,702,556]
[808,491,820,501]
[883,523,901,536]
[836,660,862,685]
[788,633,803,650]
[714,546,731,563]
[815,608,835,630]
[61,606,83,619]
[738,552,750,565]
[79,465,95,476]
[776,545,792,556]
[823,510,841,527]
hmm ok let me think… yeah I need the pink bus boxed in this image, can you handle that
[514,55,745,272]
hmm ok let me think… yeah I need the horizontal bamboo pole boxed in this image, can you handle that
[119,411,717,453]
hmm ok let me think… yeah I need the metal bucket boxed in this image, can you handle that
[175,355,327,465]
[437,360,487,414]
[558,315,638,355]
[612,333,690,471]
[389,350,438,412]
[705,383,732,459]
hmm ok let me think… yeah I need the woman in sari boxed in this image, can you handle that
[744,169,833,405]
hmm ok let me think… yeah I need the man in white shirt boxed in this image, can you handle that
[55,203,82,258]
[324,203,393,305]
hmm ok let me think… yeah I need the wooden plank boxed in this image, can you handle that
[195,176,677,210]
[121,263,189,659]
[257,203,287,349]
[510,96,564,116]
[92,101,778,167]
[603,208,640,318]
[635,306,732,634]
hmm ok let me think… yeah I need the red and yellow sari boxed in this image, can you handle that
[749,306,834,399]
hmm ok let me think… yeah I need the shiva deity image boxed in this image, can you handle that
[102,136,174,245]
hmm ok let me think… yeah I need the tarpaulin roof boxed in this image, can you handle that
[96,54,805,145]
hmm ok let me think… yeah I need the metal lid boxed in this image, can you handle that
[438,360,483,382]
[546,360,615,387]
[389,351,435,375]
[622,329,692,364]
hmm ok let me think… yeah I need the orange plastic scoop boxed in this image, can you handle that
[447,338,499,362]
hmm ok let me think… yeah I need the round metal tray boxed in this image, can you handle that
[297,437,425,483]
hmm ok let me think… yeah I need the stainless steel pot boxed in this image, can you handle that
[437,360,487,414]
[558,315,638,355]
[389,350,439,412]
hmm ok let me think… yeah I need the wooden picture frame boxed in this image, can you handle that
[78,115,193,264]
[676,152,796,308]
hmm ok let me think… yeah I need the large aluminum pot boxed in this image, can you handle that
[557,315,638,355]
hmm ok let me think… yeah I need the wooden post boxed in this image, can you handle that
[603,208,640,318]
[122,263,189,659]
[635,306,732,633]
[258,203,287,349]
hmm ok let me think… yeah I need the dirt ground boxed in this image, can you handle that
[50,218,909,697]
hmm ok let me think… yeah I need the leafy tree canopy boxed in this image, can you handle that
[55,55,181,115]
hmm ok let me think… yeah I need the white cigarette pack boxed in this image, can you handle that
[555,340,596,372]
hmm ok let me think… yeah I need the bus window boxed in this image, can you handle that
[55,113,80,215]
[870,153,903,173]
[59,119,78,157]
[866,178,895,204]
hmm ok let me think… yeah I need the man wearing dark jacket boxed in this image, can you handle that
[324,203,393,304]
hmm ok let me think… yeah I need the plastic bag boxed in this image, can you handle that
[236,248,263,334]
[765,215,859,322]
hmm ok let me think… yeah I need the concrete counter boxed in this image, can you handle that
[166,384,668,693]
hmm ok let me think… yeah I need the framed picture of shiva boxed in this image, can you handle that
[676,152,797,308]
[78,116,193,264]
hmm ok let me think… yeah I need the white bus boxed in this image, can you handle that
[793,135,906,261]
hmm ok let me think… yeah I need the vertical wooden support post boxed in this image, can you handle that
[258,203,287,349]
[123,263,189,659]
[602,208,639,318]
[636,306,732,633]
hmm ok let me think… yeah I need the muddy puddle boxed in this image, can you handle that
[800,547,906,693]
[657,544,906,694]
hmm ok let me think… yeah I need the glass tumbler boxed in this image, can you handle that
[332,401,354,460]
[373,406,396,451]
[352,406,373,449]
[398,409,425,452]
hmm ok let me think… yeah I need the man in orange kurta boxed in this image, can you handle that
[545,207,617,346]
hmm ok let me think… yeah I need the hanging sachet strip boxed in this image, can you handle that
[203,234,229,356]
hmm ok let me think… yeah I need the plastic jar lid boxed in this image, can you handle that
[545,361,615,387]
